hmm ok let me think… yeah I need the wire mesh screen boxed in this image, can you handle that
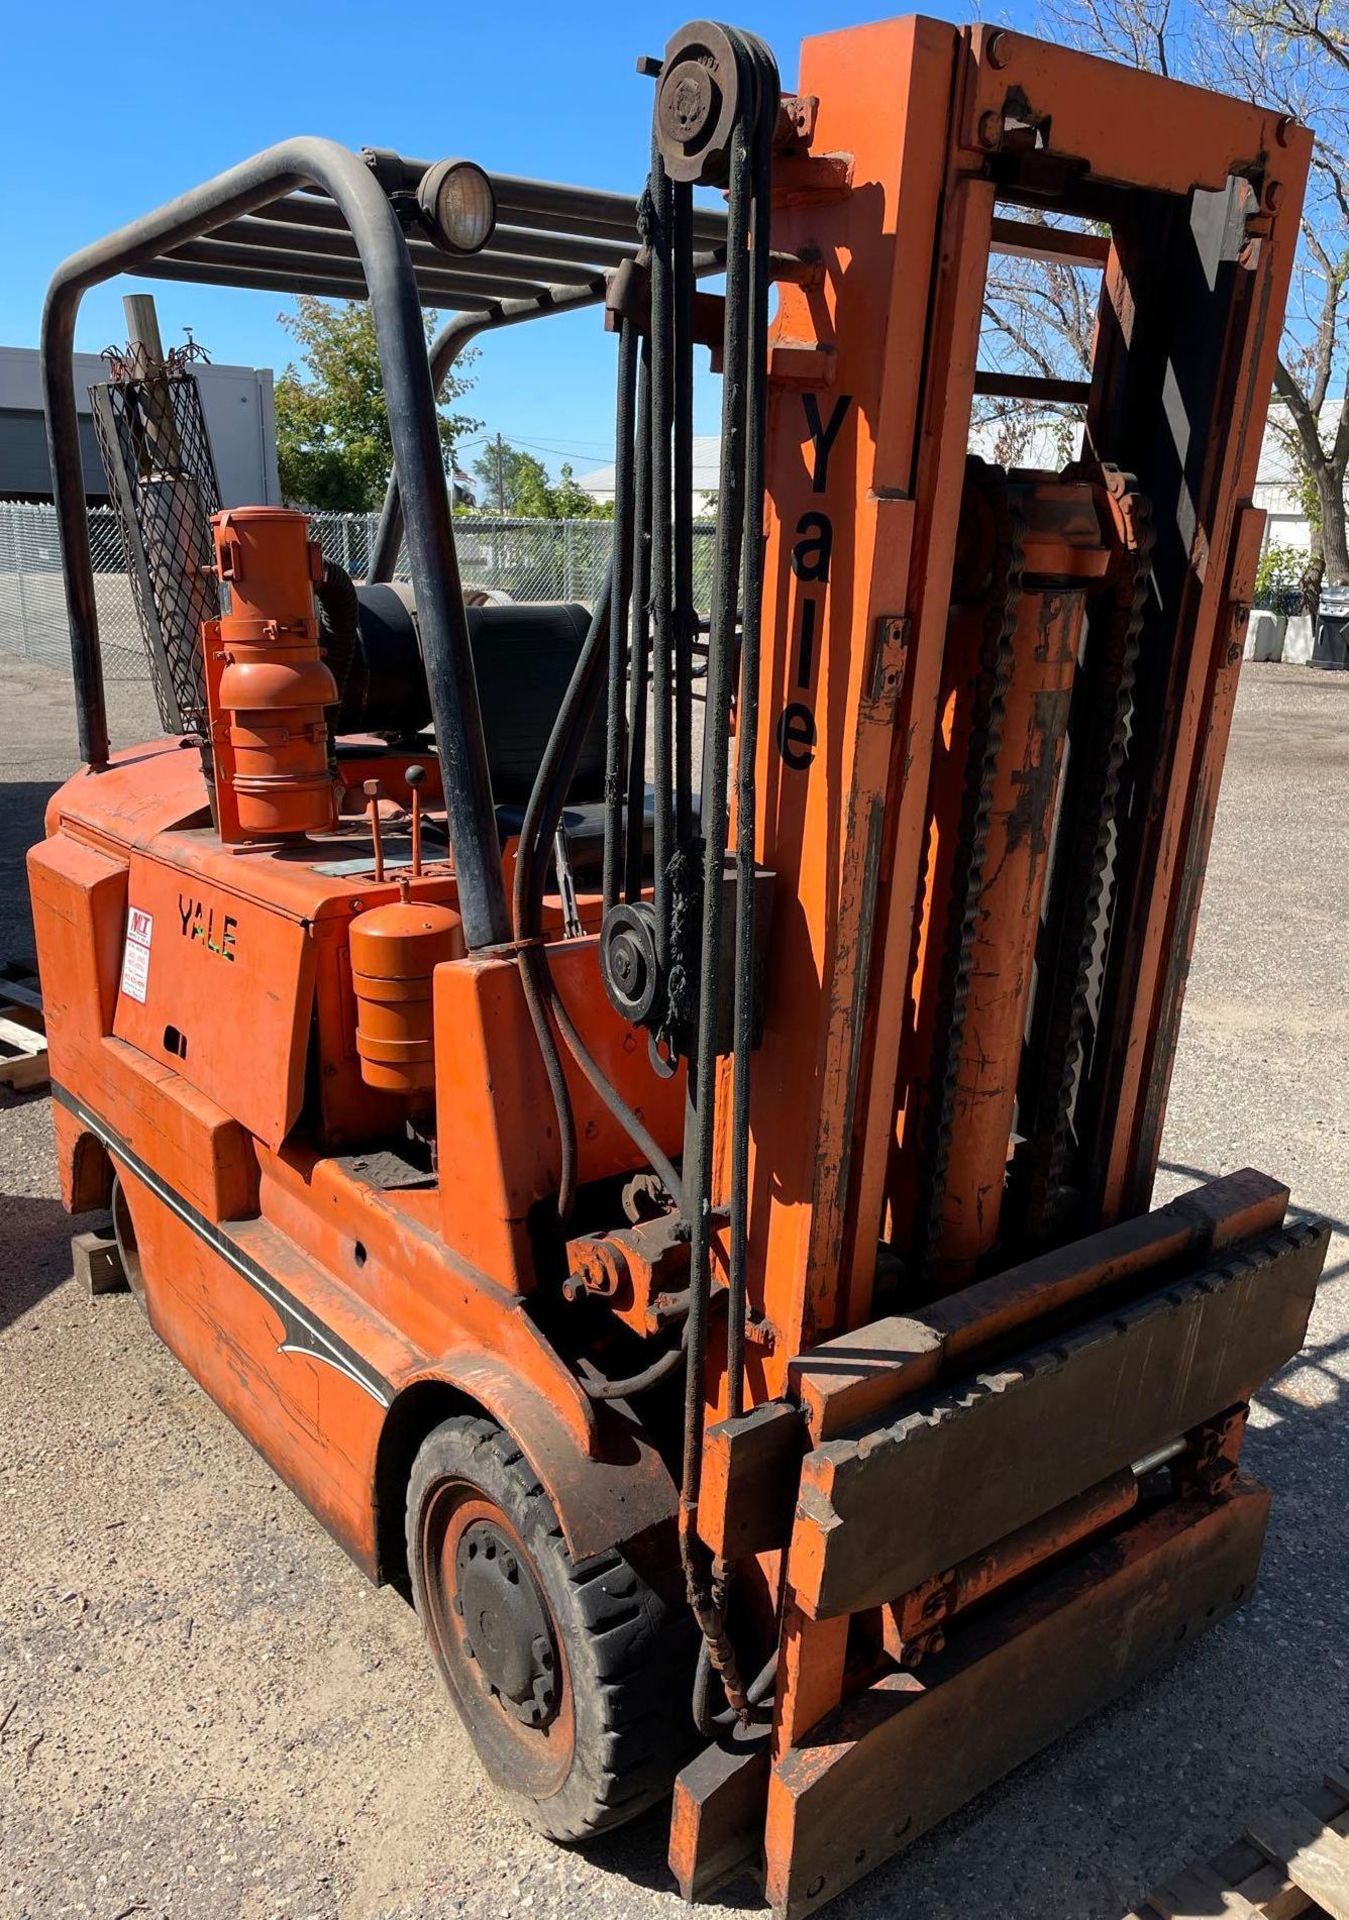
[306,512,718,608]
[451,518,615,603]
[89,365,221,731]
[0,504,145,681]
[0,504,719,691]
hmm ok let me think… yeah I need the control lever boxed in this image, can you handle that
[363,778,385,883]
[407,763,426,878]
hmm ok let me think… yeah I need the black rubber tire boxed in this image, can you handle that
[110,1175,147,1311]
[406,1414,694,1841]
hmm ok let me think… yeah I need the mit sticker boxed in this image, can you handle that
[120,907,153,1004]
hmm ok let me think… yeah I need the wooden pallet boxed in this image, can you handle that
[0,963,47,1092]
[1133,1768,1349,1920]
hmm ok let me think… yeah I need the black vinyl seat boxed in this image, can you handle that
[472,601,670,881]
[468,602,602,809]
[494,790,658,879]
[337,584,670,885]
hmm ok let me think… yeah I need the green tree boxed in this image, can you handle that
[551,463,615,519]
[470,435,613,518]
[274,296,480,511]
[1255,539,1311,607]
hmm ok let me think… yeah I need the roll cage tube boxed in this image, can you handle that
[40,136,510,950]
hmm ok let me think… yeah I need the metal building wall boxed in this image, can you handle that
[0,347,278,505]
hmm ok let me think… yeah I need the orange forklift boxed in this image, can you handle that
[30,16,1326,1914]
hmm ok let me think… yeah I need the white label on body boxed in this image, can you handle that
[120,908,153,1003]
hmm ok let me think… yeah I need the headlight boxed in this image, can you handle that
[417,160,497,257]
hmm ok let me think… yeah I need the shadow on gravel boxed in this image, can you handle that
[1160,1153,1349,1293]
[0,1191,103,1335]
[0,777,58,960]
[579,1798,765,1904]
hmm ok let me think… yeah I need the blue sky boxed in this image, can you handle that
[0,0,1022,479]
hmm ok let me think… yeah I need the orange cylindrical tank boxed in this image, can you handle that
[211,507,337,839]
[349,882,462,1096]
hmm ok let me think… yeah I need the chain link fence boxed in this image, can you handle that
[0,503,148,680]
[0,502,717,679]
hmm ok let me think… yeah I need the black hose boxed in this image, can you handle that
[512,574,684,1219]
[725,30,777,1421]
[512,566,686,1219]
[624,345,653,904]
[517,943,581,1222]
[649,155,676,980]
[540,957,684,1206]
[603,319,639,915]
[512,577,613,940]
[575,1316,689,1401]
[679,110,754,1574]
[674,83,762,1735]
[673,179,697,851]
[669,22,779,1736]
[510,579,611,1222]
[693,1637,780,1738]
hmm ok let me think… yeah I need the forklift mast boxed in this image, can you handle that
[30,17,1324,1919]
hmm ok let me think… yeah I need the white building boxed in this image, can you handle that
[582,411,1331,557]
[575,434,724,505]
[1253,402,1333,555]
[0,345,279,507]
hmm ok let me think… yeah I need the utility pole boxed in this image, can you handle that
[123,293,165,364]
[494,433,507,514]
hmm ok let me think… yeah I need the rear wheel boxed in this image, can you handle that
[110,1176,146,1310]
[406,1414,692,1840]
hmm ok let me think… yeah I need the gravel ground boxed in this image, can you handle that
[1,659,1346,1920]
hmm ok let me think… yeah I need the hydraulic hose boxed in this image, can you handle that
[623,345,654,905]
[725,34,776,1423]
[603,319,640,914]
[512,562,685,1219]
[692,1637,780,1738]
[512,577,611,1222]
[672,23,779,1729]
[649,153,676,981]
[677,114,752,1711]
[575,1316,689,1402]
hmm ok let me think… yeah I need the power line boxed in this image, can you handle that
[454,431,617,464]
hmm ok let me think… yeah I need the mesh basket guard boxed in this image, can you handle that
[89,367,221,733]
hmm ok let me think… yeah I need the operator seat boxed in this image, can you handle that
[470,600,666,879]
[327,575,655,879]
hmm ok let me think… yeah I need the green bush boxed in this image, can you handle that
[1254,542,1309,615]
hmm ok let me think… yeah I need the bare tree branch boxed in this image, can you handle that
[981,0,1349,581]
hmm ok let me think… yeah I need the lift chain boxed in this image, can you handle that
[689,1549,750,1722]
[917,458,1026,1282]
[1018,468,1155,1240]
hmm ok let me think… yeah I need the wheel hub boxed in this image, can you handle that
[453,1519,558,1727]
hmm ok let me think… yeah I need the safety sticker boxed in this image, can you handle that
[120,907,153,1004]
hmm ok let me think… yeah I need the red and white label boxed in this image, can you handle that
[120,908,153,1004]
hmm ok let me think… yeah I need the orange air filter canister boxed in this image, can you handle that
[349,882,462,1097]
[211,507,337,839]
